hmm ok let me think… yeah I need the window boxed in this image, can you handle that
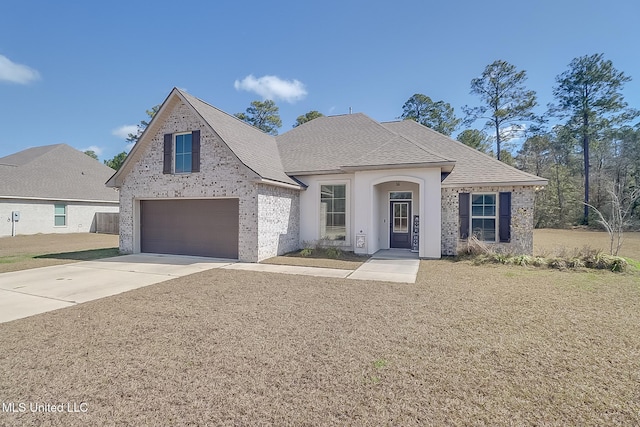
[390,191,412,200]
[54,204,67,226]
[320,184,346,241]
[174,133,192,173]
[393,202,409,232]
[471,194,496,241]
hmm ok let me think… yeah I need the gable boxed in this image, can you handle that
[108,88,298,188]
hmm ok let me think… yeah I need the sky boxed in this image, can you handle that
[1,0,639,162]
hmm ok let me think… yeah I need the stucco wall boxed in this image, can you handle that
[0,199,119,237]
[296,168,442,258]
[441,185,536,255]
[353,168,442,258]
[374,181,420,251]
[297,174,355,249]
[257,184,300,261]
[119,100,262,262]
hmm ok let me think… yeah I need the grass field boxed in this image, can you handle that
[534,228,640,261]
[0,233,119,273]
[0,230,639,425]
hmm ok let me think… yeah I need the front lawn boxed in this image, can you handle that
[0,260,638,425]
[0,233,119,273]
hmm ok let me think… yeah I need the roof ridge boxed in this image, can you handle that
[175,89,297,187]
[177,89,275,138]
[0,143,66,166]
[371,119,453,163]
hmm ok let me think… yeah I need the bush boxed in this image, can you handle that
[470,250,629,273]
[325,247,342,259]
[300,248,313,257]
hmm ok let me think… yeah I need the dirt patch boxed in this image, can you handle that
[1,261,639,425]
[0,233,119,273]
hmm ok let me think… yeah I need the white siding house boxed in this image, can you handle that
[0,144,119,238]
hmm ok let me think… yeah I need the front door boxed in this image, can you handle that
[390,201,411,249]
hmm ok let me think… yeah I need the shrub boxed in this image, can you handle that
[547,258,567,270]
[325,247,342,259]
[470,250,628,273]
[567,258,585,269]
[532,257,548,267]
[300,248,313,257]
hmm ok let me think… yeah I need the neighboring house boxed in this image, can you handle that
[107,88,547,262]
[0,144,119,237]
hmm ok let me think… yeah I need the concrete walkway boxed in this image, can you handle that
[225,249,420,284]
[0,254,231,323]
[347,249,420,283]
[0,250,420,324]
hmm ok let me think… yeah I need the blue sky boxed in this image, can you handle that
[1,0,639,162]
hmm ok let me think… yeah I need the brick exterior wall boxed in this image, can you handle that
[119,100,300,262]
[441,185,536,255]
[257,184,300,261]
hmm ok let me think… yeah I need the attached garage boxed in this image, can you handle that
[140,199,239,259]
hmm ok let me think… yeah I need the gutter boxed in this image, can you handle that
[440,179,549,188]
[0,195,119,204]
[255,178,305,190]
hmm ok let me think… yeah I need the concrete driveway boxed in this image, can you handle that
[0,254,233,323]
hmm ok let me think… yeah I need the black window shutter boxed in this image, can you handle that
[163,133,172,174]
[191,130,200,172]
[459,192,470,239]
[499,192,511,243]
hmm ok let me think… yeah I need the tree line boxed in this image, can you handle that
[100,53,639,229]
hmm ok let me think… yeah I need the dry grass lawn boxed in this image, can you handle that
[0,233,119,273]
[535,228,640,261]
[1,249,639,425]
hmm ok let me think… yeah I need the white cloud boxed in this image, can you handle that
[0,54,40,84]
[112,125,139,139]
[234,74,307,103]
[80,145,104,156]
[125,142,135,153]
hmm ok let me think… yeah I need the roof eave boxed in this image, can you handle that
[283,169,345,176]
[255,178,304,190]
[0,195,119,203]
[441,178,549,188]
[340,161,456,172]
[107,88,182,188]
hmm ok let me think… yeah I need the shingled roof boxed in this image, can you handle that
[381,120,547,186]
[109,88,546,189]
[0,144,118,202]
[276,113,455,174]
[179,91,296,185]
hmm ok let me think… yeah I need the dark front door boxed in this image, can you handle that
[390,201,411,249]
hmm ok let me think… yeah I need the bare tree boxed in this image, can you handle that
[585,186,640,256]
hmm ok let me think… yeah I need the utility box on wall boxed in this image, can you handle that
[12,211,20,222]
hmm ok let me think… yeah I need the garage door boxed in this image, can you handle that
[140,199,239,259]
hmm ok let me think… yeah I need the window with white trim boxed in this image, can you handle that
[471,194,496,242]
[320,184,346,241]
[54,204,67,227]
